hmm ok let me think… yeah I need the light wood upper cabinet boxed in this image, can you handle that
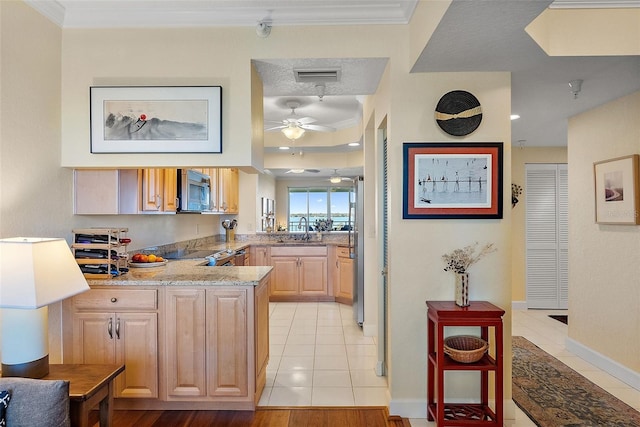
[74,169,139,215]
[141,168,178,213]
[218,167,239,214]
[163,168,179,212]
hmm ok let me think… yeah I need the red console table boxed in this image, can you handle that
[426,301,505,426]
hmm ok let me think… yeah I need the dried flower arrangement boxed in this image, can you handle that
[442,242,497,274]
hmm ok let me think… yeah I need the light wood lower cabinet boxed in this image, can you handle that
[163,277,269,408]
[335,246,354,304]
[68,289,158,399]
[207,289,249,397]
[165,289,207,398]
[64,278,269,410]
[269,246,330,301]
[251,246,270,267]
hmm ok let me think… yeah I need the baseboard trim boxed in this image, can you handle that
[566,337,640,391]
[362,321,377,337]
[388,398,427,419]
[512,301,528,310]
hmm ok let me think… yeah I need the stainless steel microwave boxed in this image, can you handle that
[178,169,211,212]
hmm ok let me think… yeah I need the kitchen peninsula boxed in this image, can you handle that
[62,260,272,411]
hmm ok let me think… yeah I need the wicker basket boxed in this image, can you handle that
[443,335,489,363]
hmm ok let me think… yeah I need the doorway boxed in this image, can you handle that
[525,163,568,309]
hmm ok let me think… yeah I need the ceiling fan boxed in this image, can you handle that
[265,101,335,140]
[329,169,352,183]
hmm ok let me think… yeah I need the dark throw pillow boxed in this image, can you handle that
[0,390,10,427]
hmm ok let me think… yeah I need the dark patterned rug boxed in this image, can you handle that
[512,336,640,427]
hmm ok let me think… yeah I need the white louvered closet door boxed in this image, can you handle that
[525,164,568,309]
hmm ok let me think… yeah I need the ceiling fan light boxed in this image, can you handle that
[330,176,342,184]
[282,125,305,140]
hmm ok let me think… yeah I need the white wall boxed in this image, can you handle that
[567,91,640,378]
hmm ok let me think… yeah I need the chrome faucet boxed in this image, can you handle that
[298,216,310,241]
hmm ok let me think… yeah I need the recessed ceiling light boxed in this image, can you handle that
[510,114,520,120]
[348,142,361,146]
[279,146,290,150]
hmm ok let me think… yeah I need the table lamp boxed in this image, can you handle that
[0,237,90,378]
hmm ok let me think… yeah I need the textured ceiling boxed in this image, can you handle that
[255,58,388,132]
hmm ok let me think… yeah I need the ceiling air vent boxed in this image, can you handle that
[294,68,342,83]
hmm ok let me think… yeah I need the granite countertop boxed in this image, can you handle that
[88,260,272,287]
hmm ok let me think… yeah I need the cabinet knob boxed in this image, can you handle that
[111,297,118,303]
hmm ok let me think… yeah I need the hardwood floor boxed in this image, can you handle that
[91,407,411,427]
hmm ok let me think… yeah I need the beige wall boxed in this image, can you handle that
[4,0,517,417]
[0,0,66,362]
[511,147,567,303]
[568,91,640,376]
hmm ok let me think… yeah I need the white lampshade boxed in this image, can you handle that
[0,237,89,378]
[281,124,305,140]
[0,237,89,308]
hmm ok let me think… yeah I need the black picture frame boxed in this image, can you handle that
[90,86,222,153]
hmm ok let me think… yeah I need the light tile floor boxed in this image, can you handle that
[259,304,640,425]
[258,302,388,407]
[410,308,640,426]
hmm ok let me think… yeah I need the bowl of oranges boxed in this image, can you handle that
[129,253,167,268]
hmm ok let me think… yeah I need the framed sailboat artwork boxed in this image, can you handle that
[402,142,503,219]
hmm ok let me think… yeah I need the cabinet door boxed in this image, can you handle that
[74,170,120,215]
[209,168,219,212]
[218,168,239,213]
[251,246,269,266]
[141,168,163,211]
[206,290,248,398]
[74,169,139,214]
[254,278,269,394]
[163,168,178,212]
[72,312,116,365]
[299,256,328,295]
[116,312,158,398]
[337,257,354,301]
[165,289,206,398]
[270,257,299,296]
[227,168,239,213]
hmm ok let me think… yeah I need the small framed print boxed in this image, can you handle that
[594,154,640,224]
[90,86,222,153]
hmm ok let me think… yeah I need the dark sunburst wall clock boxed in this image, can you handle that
[434,90,483,136]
